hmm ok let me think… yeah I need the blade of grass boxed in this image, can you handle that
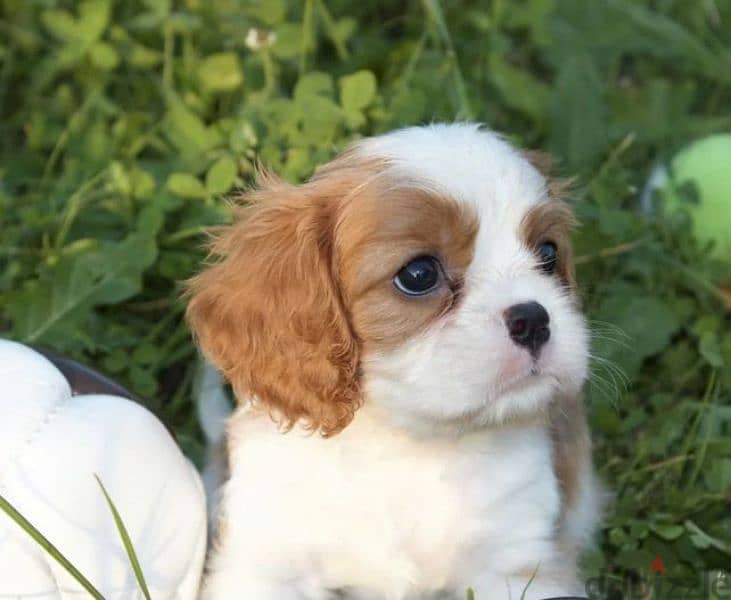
[684,371,720,490]
[94,475,152,600]
[421,0,473,120]
[316,0,349,60]
[684,519,731,555]
[299,0,315,76]
[0,492,104,599]
[519,563,540,600]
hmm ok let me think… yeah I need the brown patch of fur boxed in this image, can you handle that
[523,150,554,175]
[548,393,591,514]
[520,199,577,287]
[523,149,574,201]
[336,187,479,352]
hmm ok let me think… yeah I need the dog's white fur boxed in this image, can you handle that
[198,124,599,599]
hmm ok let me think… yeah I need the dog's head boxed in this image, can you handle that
[187,124,588,436]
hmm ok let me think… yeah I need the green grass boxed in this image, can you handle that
[95,475,152,600]
[0,491,104,598]
[0,477,151,598]
[1,1,729,598]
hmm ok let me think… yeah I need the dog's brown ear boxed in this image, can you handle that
[186,173,360,436]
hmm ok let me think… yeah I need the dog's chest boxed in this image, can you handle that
[225,413,561,596]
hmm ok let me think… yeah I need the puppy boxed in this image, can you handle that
[187,124,600,599]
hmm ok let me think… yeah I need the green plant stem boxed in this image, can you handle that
[55,170,109,250]
[397,31,428,91]
[95,476,152,600]
[163,225,210,244]
[40,93,98,190]
[574,238,647,265]
[587,132,637,187]
[168,361,195,412]
[316,0,349,60]
[300,0,315,76]
[0,493,104,599]
[163,19,174,88]
[684,370,719,490]
[649,247,728,305]
[421,0,473,119]
[260,47,276,97]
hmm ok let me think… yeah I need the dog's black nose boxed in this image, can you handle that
[504,301,550,356]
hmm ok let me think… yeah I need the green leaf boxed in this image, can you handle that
[339,70,377,113]
[166,12,202,33]
[282,146,312,181]
[132,342,159,365]
[167,173,208,199]
[699,332,725,368]
[136,204,165,236]
[650,523,685,541]
[42,10,80,42]
[95,476,152,600]
[488,54,550,123]
[339,70,377,129]
[704,458,731,495]
[246,0,286,26]
[205,156,238,195]
[90,41,119,70]
[43,0,110,45]
[298,95,343,143]
[591,398,623,434]
[141,0,171,15]
[607,0,730,83]
[549,54,607,171]
[130,365,158,398]
[593,293,681,378]
[162,99,222,159]
[127,42,162,68]
[77,0,111,43]
[197,52,243,93]
[684,520,730,554]
[327,17,356,51]
[130,168,157,199]
[228,120,258,154]
[7,235,157,345]
[295,71,334,101]
[272,22,302,59]
[0,493,104,599]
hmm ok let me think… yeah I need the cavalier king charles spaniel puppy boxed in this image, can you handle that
[187,123,600,599]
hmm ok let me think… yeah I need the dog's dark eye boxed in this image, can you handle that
[537,241,558,274]
[394,256,441,296]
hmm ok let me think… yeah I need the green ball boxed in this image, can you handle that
[662,134,731,262]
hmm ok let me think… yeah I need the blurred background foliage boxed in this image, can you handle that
[0,1,729,597]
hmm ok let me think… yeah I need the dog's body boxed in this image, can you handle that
[189,124,600,599]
